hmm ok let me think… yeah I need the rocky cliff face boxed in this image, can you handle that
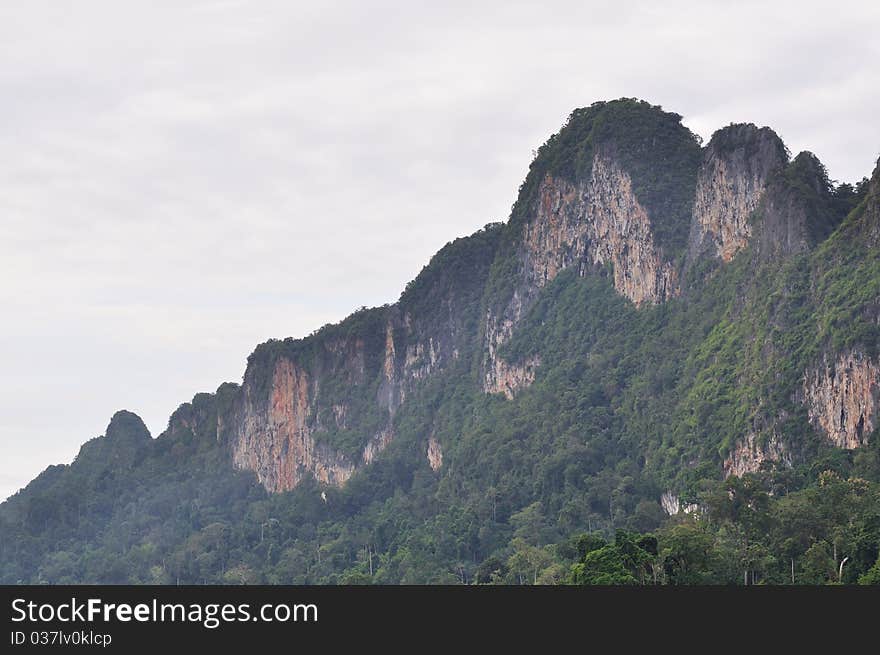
[183,106,870,495]
[523,155,678,306]
[802,350,879,450]
[484,353,541,399]
[723,431,791,478]
[689,124,787,263]
[588,155,679,304]
[227,318,454,492]
[231,357,356,492]
[484,152,678,394]
[754,151,844,260]
[660,491,699,516]
[222,227,498,493]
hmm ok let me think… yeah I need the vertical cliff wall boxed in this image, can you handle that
[220,227,500,493]
[481,101,704,397]
[754,151,844,260]
[802,350,879,450]
[193,103,871,495]
[484,151,681,395]
[688,124,787,263]
[519,158,678,306]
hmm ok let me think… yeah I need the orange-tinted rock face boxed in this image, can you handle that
[586,156,678,305]
[231,308,457,493]
[484,152,677,395]
[232,358,355,493]
[803,351,879,450]
[693,156,764,262]
[689,125,787,263]
[522,156,678,307]
[231,356,400,493]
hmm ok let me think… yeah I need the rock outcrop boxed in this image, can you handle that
[231,357,356,492]
[587,156,679,304]
[803,350,879,450]
[689,124,787,263]
[225,227,499,493]
[427,435,443,471]
[660,491,698,516]
[484,152,678,394]
[176,106,872,495]
[484,354,541,399]
[523,155,678,307]
[754,151,843,260]
[723,431,791,478]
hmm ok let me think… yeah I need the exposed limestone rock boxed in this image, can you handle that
[803,350,879,449]
[483,293,527,395]
[660,492,698,516]
[362,426,393,466]
[484,355,541,399]
[377,319,403,414]
[404,338,441,382]
[689,124,787,262]
[232,358,355,493]
[723,431,791,478]
[233,303,468,493]
[523,156,678,306]
[230,352,405,493]
[660,491,680,516]
[522,175,586,289]
[586,156,678,305]
[382,321,396,380]
[484,152,676,395]
[427,435,443,471]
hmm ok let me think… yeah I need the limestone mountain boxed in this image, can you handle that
[3,99,880,585]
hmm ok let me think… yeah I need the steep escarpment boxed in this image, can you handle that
[483,100,701,395]
[6,99,880,587]
[232,357,356,491]
[518,156,678,306]
[483,157,678,395]
[588,154,679,303]
[688,124,787,263]
[802,350,879,450]
[24,101,868,501]
[754,152,844,259]
[223,225,501,492]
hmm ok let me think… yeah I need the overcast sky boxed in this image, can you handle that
[1,0,879,501]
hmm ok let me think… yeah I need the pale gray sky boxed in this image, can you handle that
[2,0,879,500]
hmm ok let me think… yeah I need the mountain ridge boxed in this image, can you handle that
[3,98,880,585]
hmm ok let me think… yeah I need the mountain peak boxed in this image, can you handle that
[105,410,151,444]
[705,122,787,160]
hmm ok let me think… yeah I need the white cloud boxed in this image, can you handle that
[2,0,879,499]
